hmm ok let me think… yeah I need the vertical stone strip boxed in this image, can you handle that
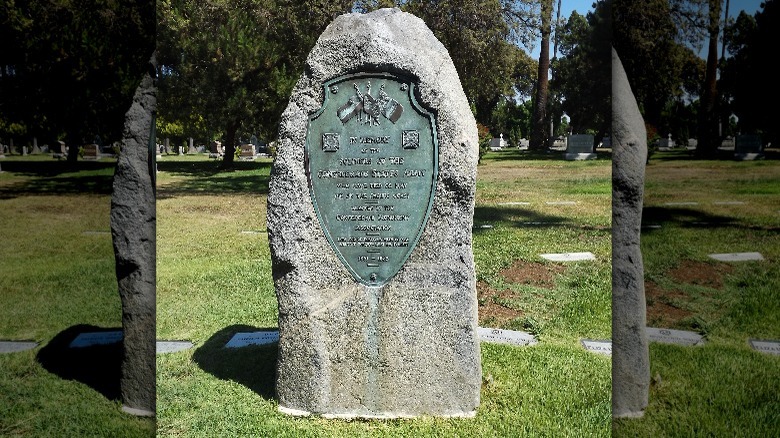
[268,9,480,418]
[611,47,650,418]
[110,53,157,416]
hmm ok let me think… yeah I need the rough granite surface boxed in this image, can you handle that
[267,8,480,418]
[611,46,650,419]
[110,54,157,416]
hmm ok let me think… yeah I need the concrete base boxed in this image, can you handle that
[734,153,764,161]
[564,152,597,161]
[121,405,155,417]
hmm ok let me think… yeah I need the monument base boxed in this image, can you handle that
[278,405,477,420]
[734,153,764,161]
[121,405,155,417]
[564,152,597,161]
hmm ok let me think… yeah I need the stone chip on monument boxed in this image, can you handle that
[267,8,481,419]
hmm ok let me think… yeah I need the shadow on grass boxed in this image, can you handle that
[475,205,594,231]
[156,160,271,198]
[36,324,122,401]
[0,160,116,199]
[192,324,277,400]
[648,147,780,162]
[642,206,780,232]
[482,148,612,162]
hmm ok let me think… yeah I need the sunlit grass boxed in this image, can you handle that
[156,151,612,436]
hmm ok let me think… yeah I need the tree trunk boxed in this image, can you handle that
[696,0,722,158]
[220,120,239,169]
[530,0,553,151]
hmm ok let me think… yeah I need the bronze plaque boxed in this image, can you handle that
[306,72,438,286]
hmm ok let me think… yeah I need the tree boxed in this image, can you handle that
[404,0,523,126]
[613,0,692,137]
[721,0,780,147]
[157,0,352,169]
[695,0,722,156]
[529,0,553,151]
[0,0,155,163]
[552,2,611,143]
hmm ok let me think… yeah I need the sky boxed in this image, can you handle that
[529,0,768,61]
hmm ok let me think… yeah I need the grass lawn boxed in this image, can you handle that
[0,155,155,437]
[155,149,612,436]
[612,148,780,436]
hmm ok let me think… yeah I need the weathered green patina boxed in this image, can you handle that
[306,72,438,286]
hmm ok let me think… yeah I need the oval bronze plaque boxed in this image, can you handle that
[306,72,438,286]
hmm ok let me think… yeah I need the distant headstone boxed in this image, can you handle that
[209,140,222,158]
[564,134,596,160]
[646,327,704,346]
[517,138,529,150]
[477,327,537,346]
[708,252,764,262]
[720,136,735,149]
[239,143,256,159]
[734,134,764,160]
[31,137,41,154]
[489,133,506,151]
[268,8,480,419]
[187,137,196,154]
[611,47,650,418]
[600,136,611,148]
[687,138,697,150]
[546,200,576,205]
[748,339,780,356]
[540,252,595,262]
[581,339,612,355]
[164,138,171,154]
[224,331,279,348]
[82,144,100,159]
[658,133,675,150]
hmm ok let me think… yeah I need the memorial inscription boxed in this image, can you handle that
[306,72,437,286]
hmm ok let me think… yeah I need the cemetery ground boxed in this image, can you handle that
[155,149,612,436]
[0,155,155,437]
[613,148,780,436]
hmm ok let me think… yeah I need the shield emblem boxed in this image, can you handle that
[305,72,438,286]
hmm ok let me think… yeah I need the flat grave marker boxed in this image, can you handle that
[477,327,538,346]
[646,327,704,346]
[581,339,611,355]
[712,201,745,205]
[497,202,530,206]
[540,252,595,262]
[156,340,194,354]
[0,341,38,353]
[225,331,280,348]
[69,331,123,348]
[708,252,764,262]
[748,339,780,356]
[546,201,577,205]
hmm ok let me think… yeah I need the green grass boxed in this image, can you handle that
[0,156,155,437]
[156,150,612,436]
[612,150,780,437]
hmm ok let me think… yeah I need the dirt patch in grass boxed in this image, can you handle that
[645,260,732,327]
[667,259,733,288]
[477,281,522,326]
[499,260,565,288]
[645,281,693,327]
